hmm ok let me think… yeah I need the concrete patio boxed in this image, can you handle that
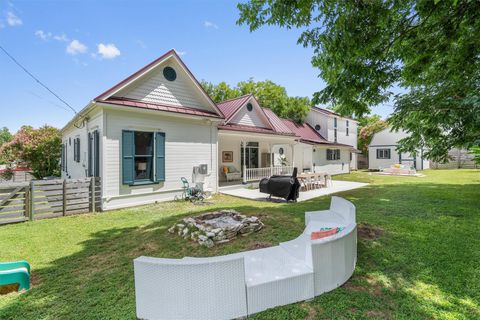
[219,180,368,202]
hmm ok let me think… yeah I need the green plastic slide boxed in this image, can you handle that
[0,260,31,291]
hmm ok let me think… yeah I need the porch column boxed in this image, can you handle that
[242,141,247,184]
[268,143,273,176]
[291,143,296,170]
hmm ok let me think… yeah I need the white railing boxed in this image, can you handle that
[244,166,294,182]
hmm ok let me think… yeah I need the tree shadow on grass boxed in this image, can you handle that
[2,182,479,319]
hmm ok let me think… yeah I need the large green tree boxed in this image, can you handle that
[202,78,311,122]
[0,125,61,179]
[237,0,480,161]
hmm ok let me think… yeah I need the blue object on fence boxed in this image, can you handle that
[0,260,31,291]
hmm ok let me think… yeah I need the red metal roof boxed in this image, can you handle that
[218,123,295,136]
[262,108,292,134]
[102,98,223,119]
[281,119,331,144]
[216,95,252,120]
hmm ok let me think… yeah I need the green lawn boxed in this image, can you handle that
[1,169,479,319]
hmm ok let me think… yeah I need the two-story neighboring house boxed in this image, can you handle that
[305,107,359,173]
[368,127,430,170]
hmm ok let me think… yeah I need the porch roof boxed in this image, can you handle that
[282,119,329,144]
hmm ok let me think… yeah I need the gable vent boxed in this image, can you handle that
[163,66,177,81]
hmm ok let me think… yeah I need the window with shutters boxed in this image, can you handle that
[61,143,66,171]
[326,149,341,160]
[122,130,165,185]
[88,131,100,177]
[73,137,81,163]
[376,148,391,159]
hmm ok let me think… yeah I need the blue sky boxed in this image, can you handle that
[0,0,393,132]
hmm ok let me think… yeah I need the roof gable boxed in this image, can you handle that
[94,50,223,117]
[218,95,273,129]
[217,95,251,120]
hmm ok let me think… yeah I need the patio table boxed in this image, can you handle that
[298,172,328,190]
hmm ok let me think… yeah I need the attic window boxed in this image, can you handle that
[315,124,321,131]
[246,103,253,112]
[163,67,176,81]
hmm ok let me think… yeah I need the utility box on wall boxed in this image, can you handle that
[199,164,208,175]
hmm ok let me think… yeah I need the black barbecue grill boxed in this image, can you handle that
[259,167,300,202]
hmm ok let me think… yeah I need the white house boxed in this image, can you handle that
[61,50,224,210]
[305,107,359,173]
[61,50,359,210]
[368,127,430,170]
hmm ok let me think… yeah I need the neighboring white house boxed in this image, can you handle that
[61,49,360,210]
[368,127,430,170]
[305,107,359,172]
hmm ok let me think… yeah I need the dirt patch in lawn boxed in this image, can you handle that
[247,241,274,250]
[365,310,392,319]
[358,223,384,240]
[343,276,383,297]
[301,302,317,320]
[0,284,19,295]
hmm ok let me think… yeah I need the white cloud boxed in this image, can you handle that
[35,30,51,40]
[53,33,69,42]
[6,11,22,26]
[96,43,120,59]
[204,21,219,29]
[35,30,69,42]
[66,39,88,55]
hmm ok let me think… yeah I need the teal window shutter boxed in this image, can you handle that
[155,132,165,182]
[122,130,135,184]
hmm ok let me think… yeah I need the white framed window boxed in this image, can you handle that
[376,148,391,159]
[346,120,349,136]
[326,149,341,160]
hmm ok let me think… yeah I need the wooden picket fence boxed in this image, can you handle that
[0,177,101,225]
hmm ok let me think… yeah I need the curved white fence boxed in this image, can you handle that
[134,196,357,319]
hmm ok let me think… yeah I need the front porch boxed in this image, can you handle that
[218,132,299,185]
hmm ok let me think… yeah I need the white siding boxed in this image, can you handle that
[305,111,328,140]
[230,107,268,128]
[305,109,358,170]
[368,128,429,170]
[370,128,409,146]
[229,104,269,128]
[102,109,218,210]
[62,109,103,179]
[115,58,215,113]
[293,143,313,172]
[312,146,351,175]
